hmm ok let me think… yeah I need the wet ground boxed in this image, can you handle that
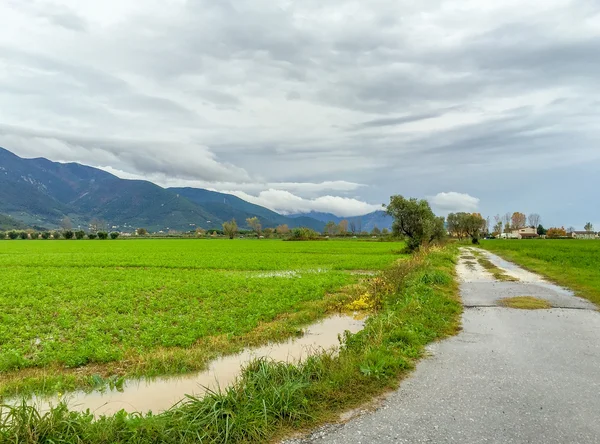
[17,315,364,417]
[288,248,600,444]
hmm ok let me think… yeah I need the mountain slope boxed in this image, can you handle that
[0,147,327,232]
[170,188,325,231]
[288,210,393,231]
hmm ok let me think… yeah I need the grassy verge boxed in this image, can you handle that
[480,240,600,306]
[498,296,552,310]
[0,246,461,443]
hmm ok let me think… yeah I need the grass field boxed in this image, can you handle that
[0,244,461,443]
[481,240,600,306]
[0,239,403,398]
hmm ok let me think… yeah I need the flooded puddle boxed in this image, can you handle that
[17,315,364,417]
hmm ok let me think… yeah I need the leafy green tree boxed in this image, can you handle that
[385,195,445,251]
[19,231,28,240]
[537,224,547,236]
[584,222,594,232]
[63,230,74,240]
[263,227,275,238]
[325,221,338,236]
[0,231,5,240]
[110,232,120,239]
[136,228,148,236]
[75,230,86,240]
[275,224,290,236]
[371,226,381,236]
[381,228,389,235]
[41,232,50,240]
[222,219,238,239]
[8,231,19,240]
[87,233,98,240]
[97,231,108,240]
[52,231,61,240]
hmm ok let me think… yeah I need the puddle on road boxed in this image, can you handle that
[17,315,365,417]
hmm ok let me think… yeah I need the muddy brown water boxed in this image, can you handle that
[13,315,364,417]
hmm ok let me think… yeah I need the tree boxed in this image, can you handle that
[110,232,120,239]
[8,231,19,240]
[324,221,338,236]
[61,216,73,231]
[19,231,28,240]
[41,232,50,240]
[195,227,206,237]
[567,226,575,234]
[222,219,238,239]
[371,226,381,236]
[263,227,275,238]
[349,219,356,234]
[97,231,108,240]
[447,212,486,243]
[584,222,594,232]
[382,227,389,235]
[245,217,262,237]
[528,214,541,228]
[63,230,74,240]
[75,230,86,240]
[511,212,526,230]
[385,195,445,251]
[88,233,97,240]
[547,227,567,238]
[275,224,290,236]
[136,228,148,236]
[537,224,547,236]
[338,220,348,235]
[52,231,61,240]
[502,213,512,233]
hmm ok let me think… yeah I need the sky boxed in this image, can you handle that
[0,0,599,227]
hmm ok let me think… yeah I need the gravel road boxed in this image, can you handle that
[287,248,600,444]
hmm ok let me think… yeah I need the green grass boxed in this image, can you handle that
[481,240,600,306]
[498,296,552,310]
[0,239,403,398]
[0,245,461,444]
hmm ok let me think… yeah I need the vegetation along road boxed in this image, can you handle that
[291,247,600,443]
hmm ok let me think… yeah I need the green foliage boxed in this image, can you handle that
[75,230,86,240]
[289,227,320,240]
[64,230,74,240]
[136,228,148,236]
[481,240,600,306]
[87,233,97,240]
[447,212,486,241]
[7,231,19,240]
[537,224,547,236]
[52,231,62,240]
[385,195,445,251]
[222,219,238,239]
[110,232,120,240]
[0,246,460,444]
[97,232,108,240]
[19,231,28,240]
[41,232,50,240]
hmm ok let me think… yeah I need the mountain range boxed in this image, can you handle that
[0,147,392,232]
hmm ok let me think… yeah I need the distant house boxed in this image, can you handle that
[571,231,598,239]
[499,226,539,239]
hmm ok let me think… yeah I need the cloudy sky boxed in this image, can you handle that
[1,0,599,226]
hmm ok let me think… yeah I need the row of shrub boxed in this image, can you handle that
[0,230,120,240]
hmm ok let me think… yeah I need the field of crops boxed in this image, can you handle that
[0,239,404,397]
[481,239,600,306]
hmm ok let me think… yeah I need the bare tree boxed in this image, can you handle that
[567,226,575,234]
[528,213,541,228]
[61,216,73,231]
[502,213,512,233]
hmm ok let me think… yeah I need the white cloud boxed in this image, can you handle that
[430,192,480,214]
[227,189,381,217]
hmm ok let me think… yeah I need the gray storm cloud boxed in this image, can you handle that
[0,0,599,224]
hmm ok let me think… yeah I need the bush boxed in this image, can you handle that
[75,230,86,240]
[289,227,321,241]
[7,231,18,240]
[19,232,28,240]
[41,232,50,240]
[88,233,98,240]
[29,232,39,240]
[63,230,74,240]
[97,232,108,240]
[110,232,120,239]
[52,231,62,240]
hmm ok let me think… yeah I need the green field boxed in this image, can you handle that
[481,239,600,306]
[0,239,403,397]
